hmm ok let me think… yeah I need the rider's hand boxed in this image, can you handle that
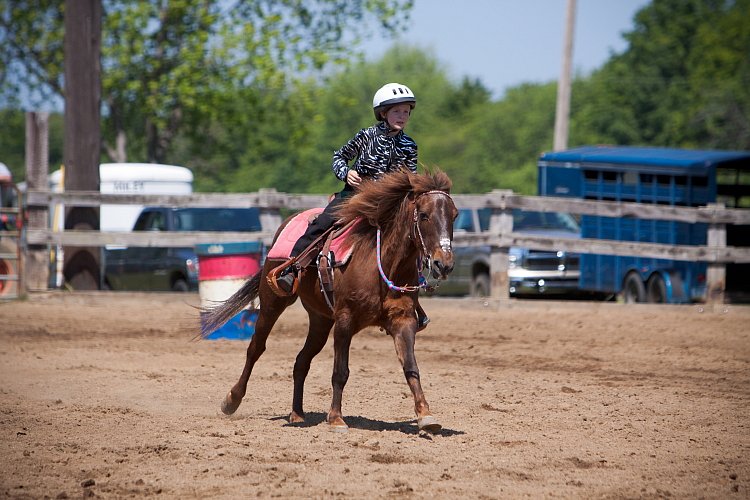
[346,169,362,187]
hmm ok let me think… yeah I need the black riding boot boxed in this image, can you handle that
[276,265,298,294]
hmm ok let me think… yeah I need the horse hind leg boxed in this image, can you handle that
[326,322,354,432]
[290,312,334,424]
[221,292,293,415]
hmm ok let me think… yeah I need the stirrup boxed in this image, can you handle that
[267,261,299,297]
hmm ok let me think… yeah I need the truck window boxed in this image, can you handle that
[174,208,261,232]
[513,210,579,232]
[454,209,476,232]
[133,211,166,231]
[475,207,579,233]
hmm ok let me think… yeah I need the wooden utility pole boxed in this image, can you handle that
[553,0,576,151]
[63,0,102,290]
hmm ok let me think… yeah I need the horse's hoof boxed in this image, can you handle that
[417,415,442,434]
[327,414,349,433]
[221,392,241,415]
[289,411,305,424]
[329,422,349,433]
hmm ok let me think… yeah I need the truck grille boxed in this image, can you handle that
[525,250,580,271]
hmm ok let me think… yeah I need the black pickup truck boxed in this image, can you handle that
[103,206,262,291]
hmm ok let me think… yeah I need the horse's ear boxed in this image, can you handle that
[434,169,453,193]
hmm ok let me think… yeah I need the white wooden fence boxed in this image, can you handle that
[22,188,750,302]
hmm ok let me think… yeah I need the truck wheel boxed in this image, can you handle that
[647,275,667,303]
[621,273,646,303]
[172,278,189,292]
[471,273,490,297]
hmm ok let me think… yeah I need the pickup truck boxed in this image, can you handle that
[435,207,582,297]
[103,206,262,291]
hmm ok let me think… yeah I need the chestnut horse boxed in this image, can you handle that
[202,170,457,433]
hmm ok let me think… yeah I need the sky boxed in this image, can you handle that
[362,0,652,99]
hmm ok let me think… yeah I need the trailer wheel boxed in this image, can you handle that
[621,273,646,303]
[647,275,667,303]
[471,273,491,297]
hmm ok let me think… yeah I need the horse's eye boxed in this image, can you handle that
[419,212,429,222]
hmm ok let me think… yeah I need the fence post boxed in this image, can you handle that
[258,188,283,232]
[24,111,50,291]
[488,190,514,300]
[706,203,726,304]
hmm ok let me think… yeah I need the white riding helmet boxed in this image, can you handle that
[372,82,416,121]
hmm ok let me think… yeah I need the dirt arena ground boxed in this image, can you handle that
[0,292,748,499]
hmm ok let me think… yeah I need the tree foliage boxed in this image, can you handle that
[1,0,748,195]
[571,0,750,150]
[1,0,413,164]
[0,109,63,181]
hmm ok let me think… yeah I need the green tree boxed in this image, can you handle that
[0,0,413,166]
[0,109,63,181]
[571,0,750,150]
[453,82,557,194]
[685,0,750,148]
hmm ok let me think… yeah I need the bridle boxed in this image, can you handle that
[376,190,454,293]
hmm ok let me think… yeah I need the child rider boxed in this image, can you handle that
[277,82,429,330]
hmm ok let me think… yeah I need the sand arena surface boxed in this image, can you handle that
[0,292,748,498]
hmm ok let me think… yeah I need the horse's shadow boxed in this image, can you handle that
[272,412,464,437]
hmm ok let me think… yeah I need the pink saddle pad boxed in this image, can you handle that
[267,208,359,265]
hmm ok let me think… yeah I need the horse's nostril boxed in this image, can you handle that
[432,260,454,278]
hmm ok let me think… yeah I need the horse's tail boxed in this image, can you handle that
[200,271,261,338]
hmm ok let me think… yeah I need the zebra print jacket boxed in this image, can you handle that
[331,121,418,182]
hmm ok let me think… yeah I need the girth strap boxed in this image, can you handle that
[317,230,336,309]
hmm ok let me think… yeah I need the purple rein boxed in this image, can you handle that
[376,228,422,293]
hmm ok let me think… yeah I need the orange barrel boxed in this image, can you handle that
[196,241,263,339]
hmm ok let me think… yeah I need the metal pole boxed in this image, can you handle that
[553,0,576,151]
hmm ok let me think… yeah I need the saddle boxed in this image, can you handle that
[267,209,359,299]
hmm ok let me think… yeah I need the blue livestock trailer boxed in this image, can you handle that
[538,145,750,303]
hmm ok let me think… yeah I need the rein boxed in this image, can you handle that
[376,190,452,293]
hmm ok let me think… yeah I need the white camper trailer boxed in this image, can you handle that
[49,163,194,232]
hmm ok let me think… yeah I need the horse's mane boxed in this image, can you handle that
[334,169,452,239]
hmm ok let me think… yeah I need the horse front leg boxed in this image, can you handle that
[390,316,441,433]
[290,313,334,424]
[327,323,353,432]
